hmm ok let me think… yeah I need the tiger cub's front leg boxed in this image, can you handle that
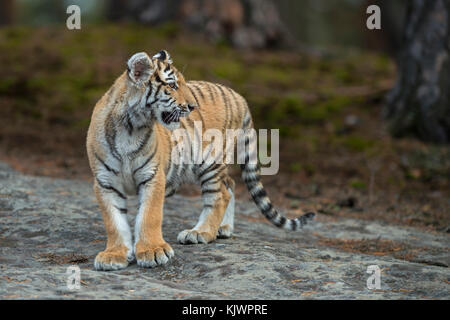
[177,168,233,244]
[134,169,174,268]
[94,182,133,271]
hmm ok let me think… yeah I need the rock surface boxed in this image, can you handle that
[0,162,448,299]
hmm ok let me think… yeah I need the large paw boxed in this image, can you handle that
[136,242,174,268]
[217,225,233,239]
[177,229,216,244]
[94,249,130,271]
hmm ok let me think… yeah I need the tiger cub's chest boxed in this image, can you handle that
[114,127,153,195]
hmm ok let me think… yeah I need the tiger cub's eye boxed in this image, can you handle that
[169,83,177,90]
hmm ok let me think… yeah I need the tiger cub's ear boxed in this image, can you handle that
[152,50,173,64]
[127,52,154,86]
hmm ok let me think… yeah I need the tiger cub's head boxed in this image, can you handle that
[127,50,197,130]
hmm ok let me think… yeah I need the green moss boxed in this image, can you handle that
[1,27,32,48]
[323,96,354,112]
[154,22,181,38]
[279,95,305,116]
[333,66,353,84]
[350,179,366,190]
[261,94,306,127]
[289,162,302,173]
[251,66,294,86]
[299,106,329,123]
[342,136,375,152]
[279,125,299,138]
[72,118,91,129]
[0,78,17,94]
[212,60,244,82]
[373,55,392,73]
[302,163,316,175]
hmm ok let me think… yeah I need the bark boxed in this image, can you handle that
[0,0,15,25]
[384,0,450,143]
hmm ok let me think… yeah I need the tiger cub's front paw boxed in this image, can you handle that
[135,242,174,268]
[94,248,130,271]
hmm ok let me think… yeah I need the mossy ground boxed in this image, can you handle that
[0,24,448,231]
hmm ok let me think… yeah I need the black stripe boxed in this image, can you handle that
[147,83,162,107]
[202,188,221,195]
[133,144,157,175]
[215,84,229,106]
[200,170,222,187]
[188,86,201,107]
[114,206,128,214]
[244,164,259,173]
[243,174,259,184]
[96,178,126,199]
[145,83,153,102]
[136,163,159,193]
[165,189,176,198]
[256,200,273,214]
[206,83,215,103]
[262,205,276,218]
[277,216,287,227]
[128,129,152,158]
[227,94,234,130]
[137,177,153,191]
[159,98,173,103]
[253,187,268,199]
[198,162,221,179]
[191,83,206,101]
[125,112,134,135]
[291,219,298,231]
[245,133,252,147]
[190,84,206,126]
[126,69,134,82]
[137,170,158,193]
[105,112,122,162]
[215,84,230,132]
[243,113,251,128]
[95,153,119,175]
[179,163,187,179]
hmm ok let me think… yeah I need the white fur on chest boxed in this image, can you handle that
[115,127,152,195]
[115,127,146,156]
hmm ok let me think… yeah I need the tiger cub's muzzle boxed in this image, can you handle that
[161,104,197,125]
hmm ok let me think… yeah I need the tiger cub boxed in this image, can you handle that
[86,50,314,270]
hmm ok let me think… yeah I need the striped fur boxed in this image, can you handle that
[87,51,314,270]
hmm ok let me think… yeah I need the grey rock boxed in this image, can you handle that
[0,162,448,299]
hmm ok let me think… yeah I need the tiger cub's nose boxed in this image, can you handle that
[188,104,196,112]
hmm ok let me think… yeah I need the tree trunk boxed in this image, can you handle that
[384,0,450,143]
[0,0,15,25]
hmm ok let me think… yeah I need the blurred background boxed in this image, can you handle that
[0,0,448,232]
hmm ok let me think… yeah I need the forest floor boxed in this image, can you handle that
[0,23,449,241]
[0,162,448,299]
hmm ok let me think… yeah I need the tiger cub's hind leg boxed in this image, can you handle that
[217,176,235,239]
[177,171,231,244]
